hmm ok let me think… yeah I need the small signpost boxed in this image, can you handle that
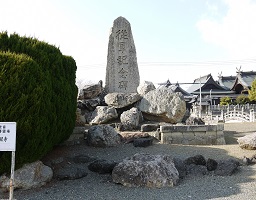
[0,122,16,200]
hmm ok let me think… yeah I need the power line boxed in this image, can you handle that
[77,58,256,69]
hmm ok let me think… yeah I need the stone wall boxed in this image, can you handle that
[160,124,225,145]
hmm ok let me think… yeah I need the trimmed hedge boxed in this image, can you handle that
[0,32,78,174]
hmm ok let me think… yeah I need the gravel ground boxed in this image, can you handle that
[1,122,256,200]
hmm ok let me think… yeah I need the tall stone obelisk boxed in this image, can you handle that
[105,16,140,93]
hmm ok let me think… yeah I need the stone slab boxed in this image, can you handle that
[161,125,208,133]
[183,132,195,140]
[161,132,173,144]
[206,125,217,132]
[105,16,140,93]
[170,132,183,144]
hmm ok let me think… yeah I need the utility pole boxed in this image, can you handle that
[199,76,202,118]
[210,89,212,106]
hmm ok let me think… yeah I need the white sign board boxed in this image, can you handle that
[0,122,16,151]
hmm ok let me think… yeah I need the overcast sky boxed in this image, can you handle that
[1,0,256,86]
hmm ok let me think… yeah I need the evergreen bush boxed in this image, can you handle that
[220,96,232,105]
[249,79,256,103]
[235,94,250,105]
[0,32,77,175]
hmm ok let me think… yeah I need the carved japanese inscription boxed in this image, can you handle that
[105,16,140,93]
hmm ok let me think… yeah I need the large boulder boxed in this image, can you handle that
[237,133,256,150]
[78,81,103,100]
[214,159,240,176]
[112,153,179,188]
[104,93,142,108]
[43,155,92,181]
[120,107,143,131]
[88,159,117,174]
[137,81,156,96]
[87,125,122,147]
[0,161,52,192]
[184,155,206,166]
[206,158,218,171]
[184,155,208,176]
[186,164,208,176]
[88,106,118,125]
[173,157,187,179]
[137,87,186,123]
[72,155,97,164]
[78,98,101,112]
[54,165,88,181]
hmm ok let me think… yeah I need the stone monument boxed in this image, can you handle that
[105,16,140,93]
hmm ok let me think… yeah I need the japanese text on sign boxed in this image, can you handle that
[116,29,129,91]
[0,122,16,151]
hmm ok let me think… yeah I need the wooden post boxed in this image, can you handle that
[0,122,16,200]
[9,151,15,200]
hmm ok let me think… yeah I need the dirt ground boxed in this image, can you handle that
[2,122,256,200]
[224,122,256,144]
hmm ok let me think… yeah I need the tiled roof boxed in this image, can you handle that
[239,71,256,87]
[187,74,227,93]
[158,80,192,96]
[230,71,256,90]
[218,75,236,90]
[159,70,255,96]
[186,74,210,93]
[168,83,192,96]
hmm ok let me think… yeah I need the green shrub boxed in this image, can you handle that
[249,79,256,103]
[220,96,232,105]
[235,94,250,104]
[0,32,77,175]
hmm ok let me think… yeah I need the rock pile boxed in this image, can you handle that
[111,153,240,188]
[0,151,242,192]
[182,155,240,177]
[77,80,187,129]
[76,17,187,128]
